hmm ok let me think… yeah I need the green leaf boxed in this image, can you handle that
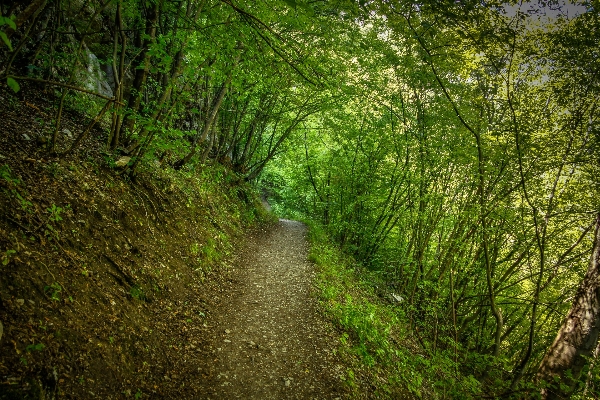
[283,0,297,9]
[7,77,19,93]
[6,77,21,93]
[0,31,12,51]
[6,15,17,30]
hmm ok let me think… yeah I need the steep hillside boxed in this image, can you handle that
[0,84,273,399]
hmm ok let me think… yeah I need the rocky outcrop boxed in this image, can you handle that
[80,45,113,98]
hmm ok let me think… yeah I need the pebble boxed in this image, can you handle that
[62,128,72,139]
[16,299,24,306]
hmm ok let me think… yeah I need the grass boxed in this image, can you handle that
[307,222,484,399]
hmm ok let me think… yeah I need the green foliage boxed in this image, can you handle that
[44,204,68,240]
[1,249,16,266]
[0,15,19,92]
[264,2,599,396]
[202,237,220,263]
[2,165,35,215]
[25,343,45,352]
[6,77,20,93]
[130,285,146,301]
[309,221,484,398]
[190,242,200,256]
[44,162,61,178]
[44,282,62,301]
[15,191,33,213]
[0,164,20,185]
[0,14,15,49]
[47,204,64,223]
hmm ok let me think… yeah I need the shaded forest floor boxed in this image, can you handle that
[0,84,252,398]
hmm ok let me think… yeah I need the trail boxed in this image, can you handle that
[196,219,346,399]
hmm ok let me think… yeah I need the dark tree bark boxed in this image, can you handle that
[173,80,230,169]
[173,51,240,169]
[537,213,600,399]
[120,0,159,140]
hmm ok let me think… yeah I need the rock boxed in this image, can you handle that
[103,63,116,92]
[224,339,231,343]
[225,329,231,334]
[16,299,24,306]
[22,133,31,141]
[62,128,73,139]
[284,379,291,387]
[114,156,130,168]
[80,46,113,98]
[391,293,404,303]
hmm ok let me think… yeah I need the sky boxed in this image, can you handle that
[501,0,589,19]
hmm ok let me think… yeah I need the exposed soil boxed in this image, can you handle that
[0,84,352,399]
[195,219,347,399]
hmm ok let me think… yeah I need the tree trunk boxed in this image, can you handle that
[173,81,229,169]
[537,213,600,399]
[173,51,240,169]
[120,1,159,140]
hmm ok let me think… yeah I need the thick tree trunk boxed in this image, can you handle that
[537,213,600,399]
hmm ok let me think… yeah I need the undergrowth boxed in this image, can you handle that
[307,222,484,399]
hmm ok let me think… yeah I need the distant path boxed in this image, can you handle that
[196,219,346,399]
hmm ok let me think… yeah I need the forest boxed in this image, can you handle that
[0,0,599,398]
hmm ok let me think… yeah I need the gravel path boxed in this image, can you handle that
[196,219,346,399]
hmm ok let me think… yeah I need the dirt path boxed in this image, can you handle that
[196,219,346,399]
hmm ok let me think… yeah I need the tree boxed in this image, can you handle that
[537,214,600,399]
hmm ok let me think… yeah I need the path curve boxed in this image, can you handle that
[197,219,346,399]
